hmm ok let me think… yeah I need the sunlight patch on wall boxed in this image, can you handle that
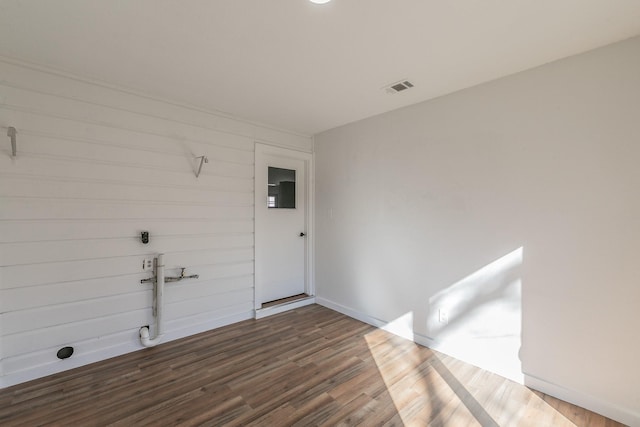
[428,247,524,383]
[380,311,414,342]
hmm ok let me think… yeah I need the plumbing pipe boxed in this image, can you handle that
[140,253,165,347]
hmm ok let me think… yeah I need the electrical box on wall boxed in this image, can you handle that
[438,308,449,324]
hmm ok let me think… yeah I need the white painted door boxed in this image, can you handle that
[255,144,310,306]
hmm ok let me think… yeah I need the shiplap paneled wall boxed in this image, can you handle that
[0,58,312,388]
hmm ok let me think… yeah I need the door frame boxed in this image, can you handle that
[254,142,314,314]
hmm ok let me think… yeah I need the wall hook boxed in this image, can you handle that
[7,126,17,158]
[195,155,208,178]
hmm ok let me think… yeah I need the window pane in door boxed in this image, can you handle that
[268,167,296,208]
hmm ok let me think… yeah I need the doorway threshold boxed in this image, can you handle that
[255,294,315,319]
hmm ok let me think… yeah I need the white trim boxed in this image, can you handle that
[316,297,394,329]
[254,143,315,162]
[316,297,636,426]
[310,138,316,299]
[523,373,639,427]
[254,143,314,310]
[253,138,313,154]
[0,310,254,389]
[254,297,316,320]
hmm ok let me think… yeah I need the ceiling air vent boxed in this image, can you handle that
[384,80,415,94]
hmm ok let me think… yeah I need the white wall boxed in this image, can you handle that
[314,36,640,425]
[0,58,312,387]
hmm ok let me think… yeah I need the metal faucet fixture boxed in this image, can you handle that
[141,267,199,284]
[165,267,199,283]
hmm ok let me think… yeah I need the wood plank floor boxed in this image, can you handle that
[0,305,625,426]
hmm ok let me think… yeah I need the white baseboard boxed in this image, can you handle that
[164,310,254,343]
[316,297,637,427]
[255,296,315,319]
[0,310,254,389]
[524,373,639,427]
[317,297,433,343]
[316,297,388,328]
[0,341,142,390]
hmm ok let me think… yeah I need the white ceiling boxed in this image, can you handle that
[0,1,639,135]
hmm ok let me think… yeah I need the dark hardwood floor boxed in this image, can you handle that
[0,305,625,426]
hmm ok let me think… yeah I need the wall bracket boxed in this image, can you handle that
[195,155,208,178]
[7,126,17,157]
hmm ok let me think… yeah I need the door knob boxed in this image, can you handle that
[300,232,306,237]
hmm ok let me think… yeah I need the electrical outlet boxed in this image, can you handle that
[438,308,449,324]
[142,258,154,271]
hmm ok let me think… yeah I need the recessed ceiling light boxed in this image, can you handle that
[309,0,331,4]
